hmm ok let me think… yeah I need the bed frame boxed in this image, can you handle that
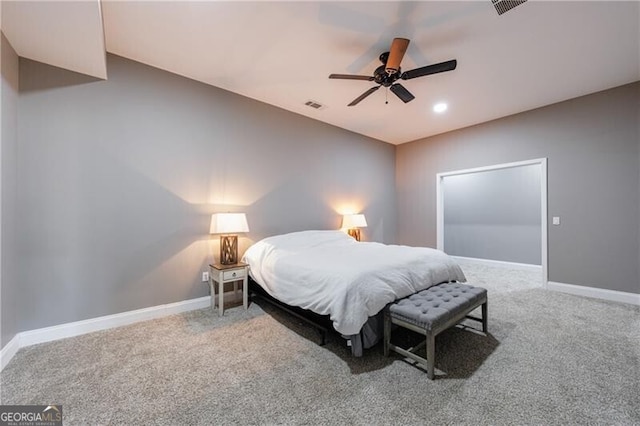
[249,277,331,346]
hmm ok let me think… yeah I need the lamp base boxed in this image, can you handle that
[220,235,238,265]
[347,228,361,242]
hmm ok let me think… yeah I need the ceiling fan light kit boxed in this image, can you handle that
[329,37,457,107]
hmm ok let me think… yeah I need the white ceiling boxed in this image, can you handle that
[4,1,640,145]
[2,0,106,79]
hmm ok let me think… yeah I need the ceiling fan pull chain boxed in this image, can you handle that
[385,87,389,105]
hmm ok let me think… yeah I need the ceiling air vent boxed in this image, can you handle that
[491,0,528,16]
[304,100,325,110]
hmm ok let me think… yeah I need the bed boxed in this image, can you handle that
[242,230,466,356]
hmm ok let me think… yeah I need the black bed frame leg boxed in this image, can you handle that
[318,329,326,346]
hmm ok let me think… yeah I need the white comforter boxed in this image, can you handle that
[242,230,466,336]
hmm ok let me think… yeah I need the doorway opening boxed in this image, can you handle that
[436,158,548,286]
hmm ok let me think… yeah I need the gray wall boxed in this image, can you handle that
[12,54,396,333]
[443,164,541,265]
[3,49,638,348]
[397,82,640,294]
[1,33,19,347]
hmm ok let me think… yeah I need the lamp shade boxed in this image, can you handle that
[210,213,249,234]
[342,214,367,229]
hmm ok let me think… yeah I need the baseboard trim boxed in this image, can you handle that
[0,335,21,371]
[547,281,640,306]
[452,255,542,272]
[1,296,210,372]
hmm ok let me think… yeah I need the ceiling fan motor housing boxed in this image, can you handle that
[374,65,401,86]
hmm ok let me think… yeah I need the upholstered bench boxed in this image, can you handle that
[383,282,488,380]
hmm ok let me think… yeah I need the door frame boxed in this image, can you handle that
[436,158,548,286]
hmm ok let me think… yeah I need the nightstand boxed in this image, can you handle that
[209,262,248,316]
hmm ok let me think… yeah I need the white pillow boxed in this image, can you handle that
[242,230,353,269]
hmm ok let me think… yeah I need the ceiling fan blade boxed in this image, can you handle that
[390,83,415,103]
[348,86,380,106]
[401,59,457,80]
[329,74,375,81]
[385,38,410,75]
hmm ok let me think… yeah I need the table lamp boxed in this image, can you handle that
[210,213,249,265]
[342,214,367,241]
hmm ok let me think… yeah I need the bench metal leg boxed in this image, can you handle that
[481,301,488,333]
[426,331,435,380]
[383,309,391,357]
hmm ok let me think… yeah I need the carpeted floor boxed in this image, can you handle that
[1,262,639,425]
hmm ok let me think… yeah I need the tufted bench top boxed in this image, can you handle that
[389,282,487,331]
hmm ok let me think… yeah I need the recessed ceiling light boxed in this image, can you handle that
[433,103,448,113]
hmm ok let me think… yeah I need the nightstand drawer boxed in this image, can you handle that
[223,269,246,280]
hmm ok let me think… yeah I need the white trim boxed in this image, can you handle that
[0,296,210,371]
[0,334,20,371]
[436,158,548,287]
[452,255,542,272]
[437,158,547,178]
[436,173,444,250]
[540,159,548,288]
[548,281,640,306]
[19,296,210,347]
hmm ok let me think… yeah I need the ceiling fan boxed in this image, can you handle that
[329,38,457,106]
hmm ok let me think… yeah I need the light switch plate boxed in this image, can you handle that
[552,216,561,225]
[202,271,209,282]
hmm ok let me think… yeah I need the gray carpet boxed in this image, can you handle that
[1,262,639,425]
